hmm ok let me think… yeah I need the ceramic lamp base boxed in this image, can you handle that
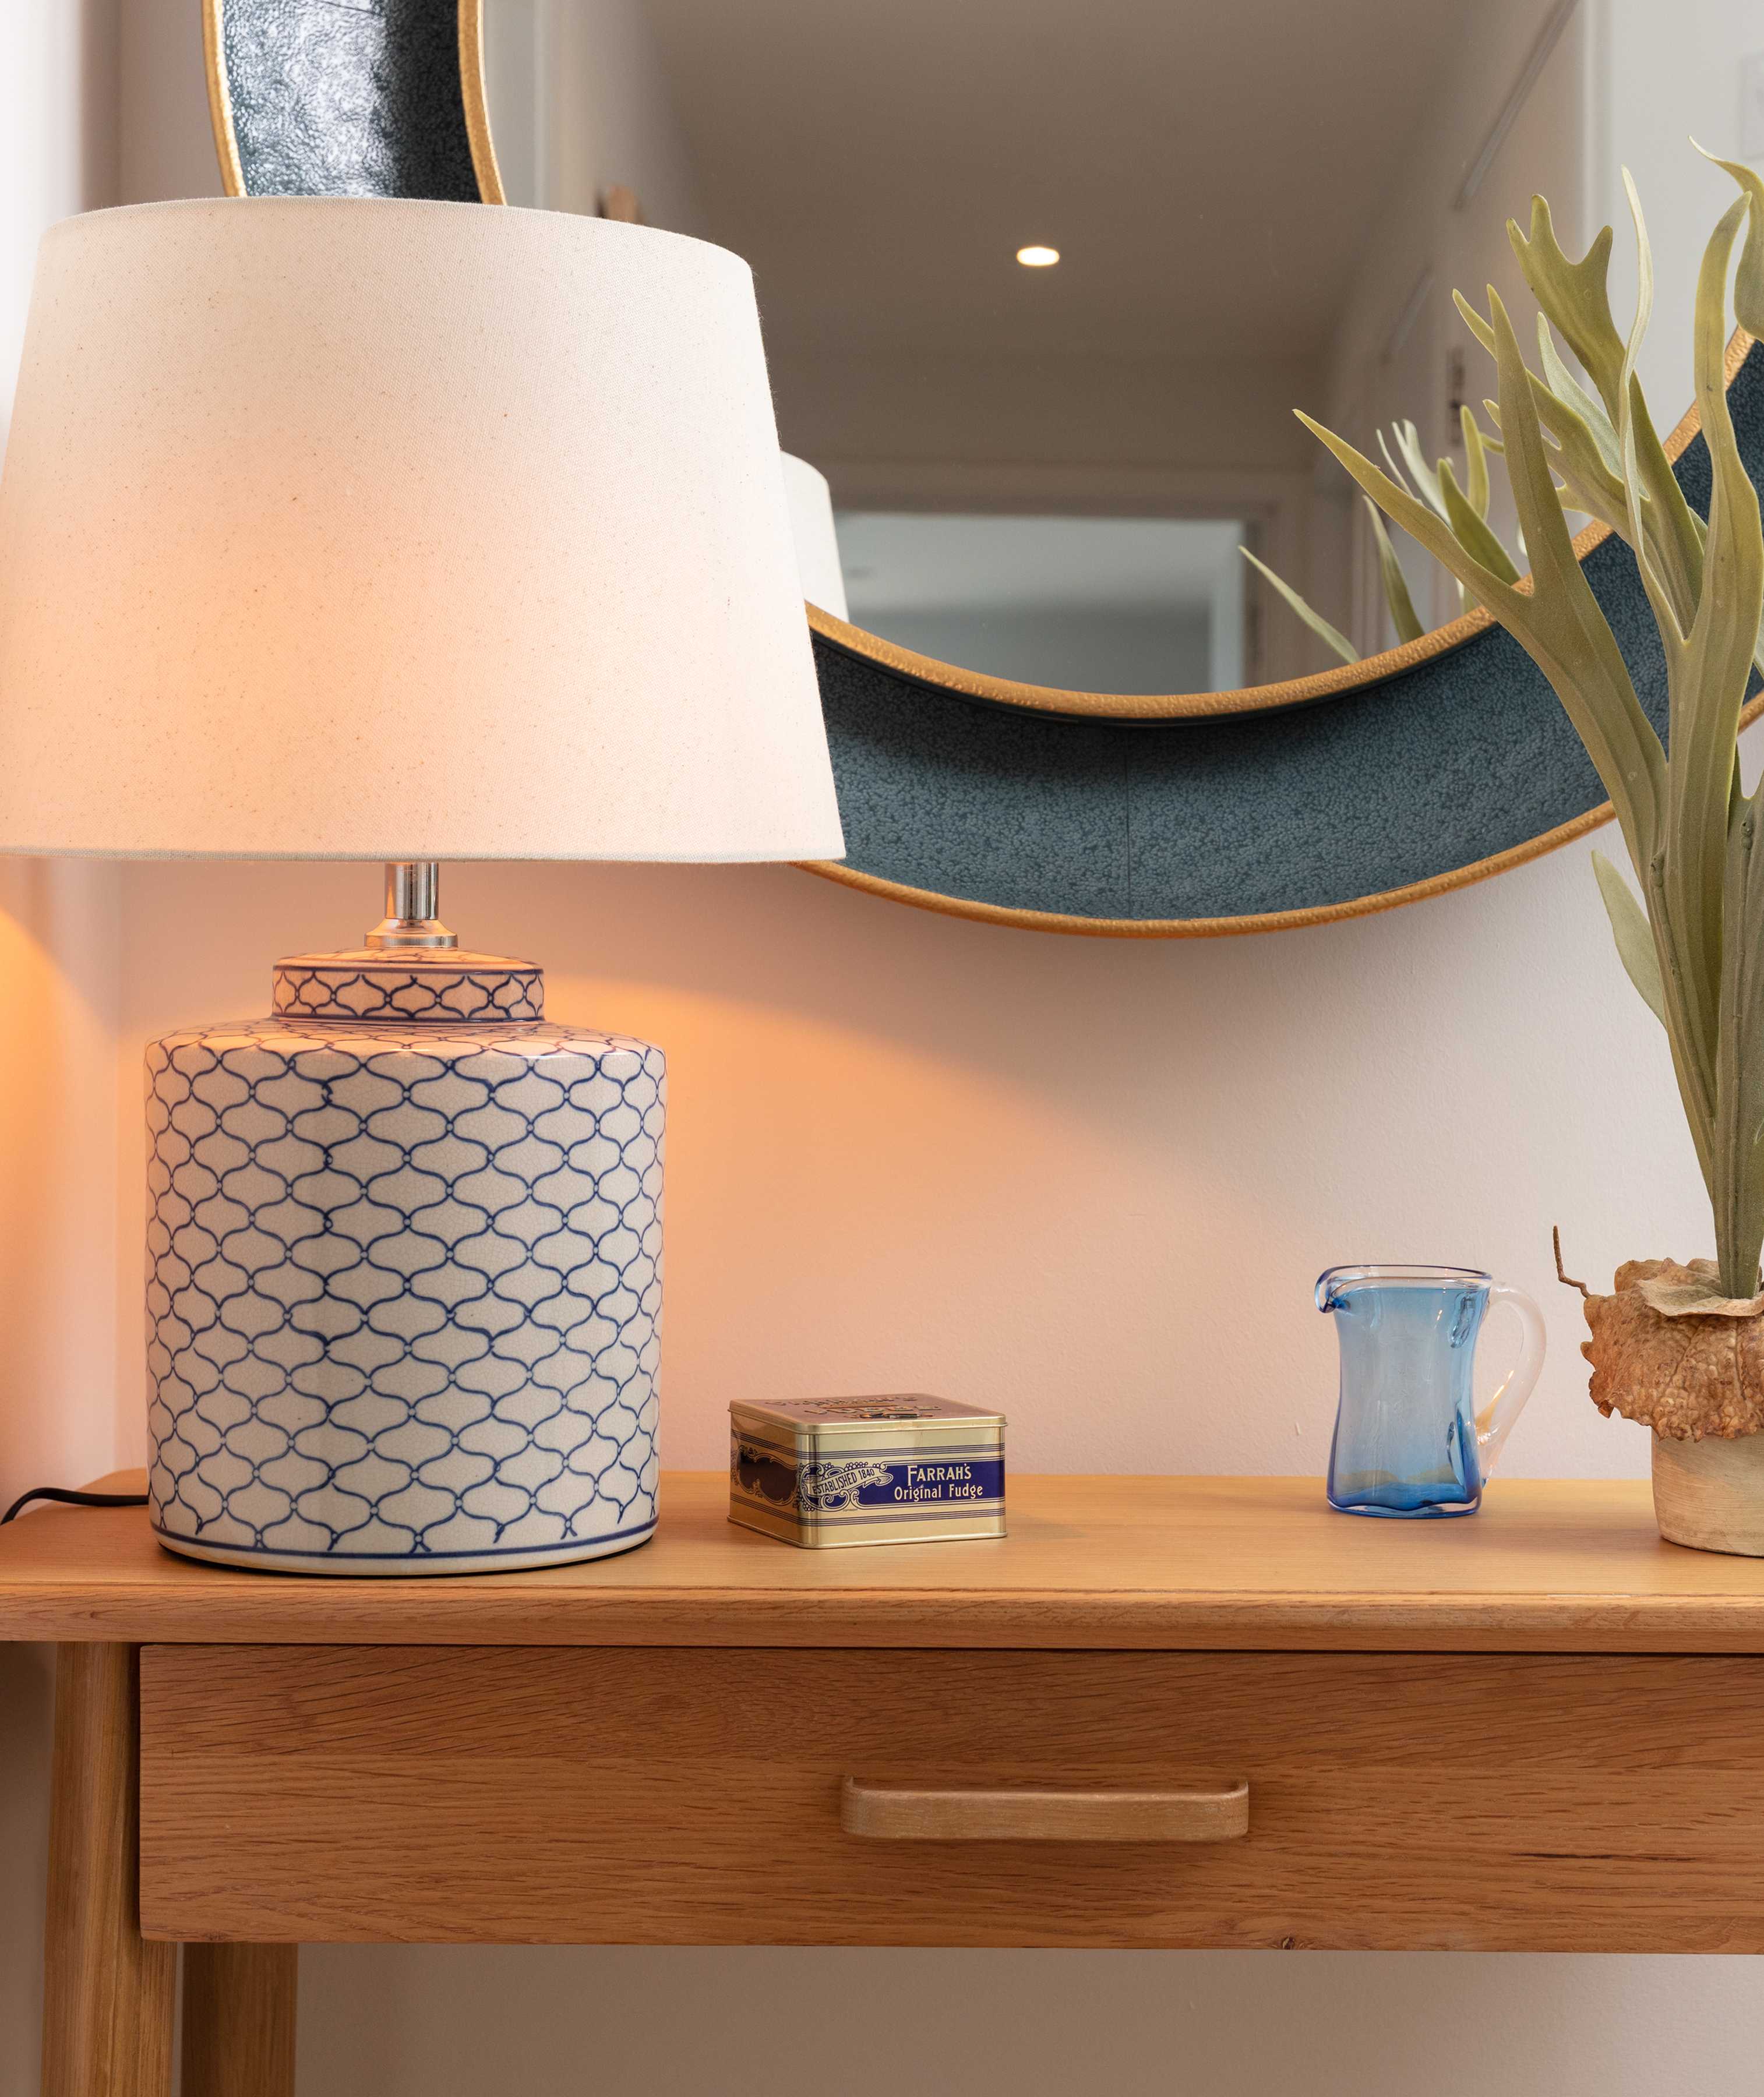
[154,1520,657,1577]
[144,945,664,1576]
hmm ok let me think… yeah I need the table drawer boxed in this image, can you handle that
[140,1644,1764,1950]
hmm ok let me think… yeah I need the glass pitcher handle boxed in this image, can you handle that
[1473,1283,1548,1473]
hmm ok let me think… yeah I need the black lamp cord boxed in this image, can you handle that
[1,1486,149,1525]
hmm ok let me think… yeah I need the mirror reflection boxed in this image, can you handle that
[485,1,1762,693]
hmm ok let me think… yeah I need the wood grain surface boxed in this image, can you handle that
[10,1473,1764,1653]
[141,1643,1764,1951]
[41,1645,174,2097]
[181,1944,297,2097]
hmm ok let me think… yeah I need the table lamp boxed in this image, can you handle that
[0,197,844,1575]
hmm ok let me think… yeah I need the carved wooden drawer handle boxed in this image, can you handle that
[840,1776,1250,1843]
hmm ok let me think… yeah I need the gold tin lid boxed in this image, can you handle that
[729,1393,1004,1449]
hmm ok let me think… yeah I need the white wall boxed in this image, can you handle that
[5,6,1764,2094]
[0,7,121,2092]
[117,0,224,207]
[291,1943,1764,2097]
[109,838,1714,1495]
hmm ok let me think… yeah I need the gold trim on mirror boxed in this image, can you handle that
[202,0,246,199]
[458,1,507,207]
[805,596,1493,723]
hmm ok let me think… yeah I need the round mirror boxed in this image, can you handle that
[206,0,1764,931]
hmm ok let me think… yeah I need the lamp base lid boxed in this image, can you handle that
[271,946,544,1025]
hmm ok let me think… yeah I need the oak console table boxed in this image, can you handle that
[9,1470,1764,2095]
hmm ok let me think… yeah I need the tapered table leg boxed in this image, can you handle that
[41,1643,175,2097]
[182,1943,298,2097]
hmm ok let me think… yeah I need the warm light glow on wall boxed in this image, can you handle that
[1015,245,1060,267]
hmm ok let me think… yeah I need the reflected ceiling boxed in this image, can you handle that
[641,0,1477,362]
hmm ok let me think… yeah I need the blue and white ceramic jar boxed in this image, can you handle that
[144,948,664,1574]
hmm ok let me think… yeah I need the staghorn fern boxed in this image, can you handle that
[1298,154,1764,1300]
[1241,412,1519,665]
[1240,539,1366,663]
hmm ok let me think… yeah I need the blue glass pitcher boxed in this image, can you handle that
[1317,1265,1546,1517]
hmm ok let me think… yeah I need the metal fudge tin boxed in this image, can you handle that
[728,1395,1006,1547]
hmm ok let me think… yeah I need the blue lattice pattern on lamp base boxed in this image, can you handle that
[144,991,664,1575]
[271,950,545,1024]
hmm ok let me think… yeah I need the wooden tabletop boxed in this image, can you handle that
[6,1472,1764,1651]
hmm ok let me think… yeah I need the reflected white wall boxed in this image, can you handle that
[482,0,708,231]
[1209,543,1246,691]
[1586,0,1764,422]
[834,513,1244,692]
[1322,0,1587,649]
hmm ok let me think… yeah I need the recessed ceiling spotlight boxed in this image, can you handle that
[1016,245,1060,268]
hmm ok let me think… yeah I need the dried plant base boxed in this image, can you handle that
[1583,1261,1764,1441]
[1652,1435,1764,1556]
[1583,1260,1764,1555]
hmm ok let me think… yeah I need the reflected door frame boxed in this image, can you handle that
[819,458,1325,690]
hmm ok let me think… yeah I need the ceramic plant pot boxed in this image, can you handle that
[1582,1258,1764,1556]
[1650,1433,1764,1555]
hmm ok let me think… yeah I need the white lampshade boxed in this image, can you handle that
[0,197,845,863]
[781,453,850,622]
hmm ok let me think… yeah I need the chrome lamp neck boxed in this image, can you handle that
[365,860,457,950]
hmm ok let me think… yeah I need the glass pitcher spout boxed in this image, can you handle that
[1317,1263,1547,1519]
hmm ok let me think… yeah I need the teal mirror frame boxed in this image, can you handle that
[204,0,1764,937]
